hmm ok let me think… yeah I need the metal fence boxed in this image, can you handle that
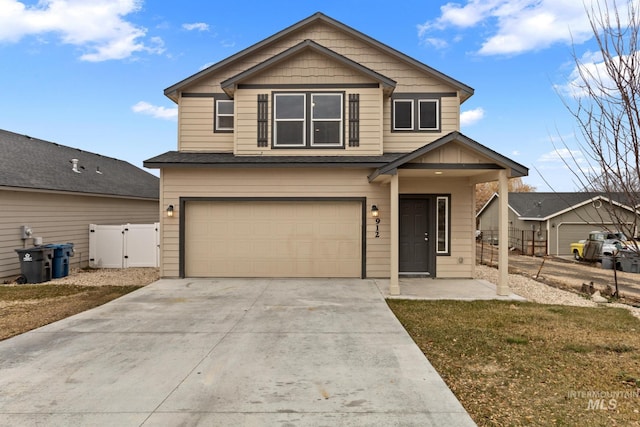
[478,227,548,256]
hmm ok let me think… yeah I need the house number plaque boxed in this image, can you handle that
[375,218,380,238]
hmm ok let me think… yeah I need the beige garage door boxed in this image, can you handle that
[185,200,362,278]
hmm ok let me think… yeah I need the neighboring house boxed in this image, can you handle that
[144,12,527,294]
[0,129,160,281]
[477,192,639,257]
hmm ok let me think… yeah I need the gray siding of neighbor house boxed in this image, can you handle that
[1,189,159,281]
[477,198,522,235]
[549,203,636,256]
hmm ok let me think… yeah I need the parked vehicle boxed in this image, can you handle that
[570,231,627,261]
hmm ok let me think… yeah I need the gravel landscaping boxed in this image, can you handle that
[475,264,640,319]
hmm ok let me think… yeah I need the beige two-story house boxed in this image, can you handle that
[144,12,527,294]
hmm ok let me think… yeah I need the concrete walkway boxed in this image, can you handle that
[379,278,527,301]
[0,278,476,426]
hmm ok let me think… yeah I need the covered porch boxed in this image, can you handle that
[369,132,529,296]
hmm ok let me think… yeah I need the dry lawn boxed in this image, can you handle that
[388,299,640,426]
[0,267,159,341]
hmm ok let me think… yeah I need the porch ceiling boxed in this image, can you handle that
[371,167,505,184]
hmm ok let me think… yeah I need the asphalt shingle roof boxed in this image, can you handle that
[0,129,159,199]
[143,151,406,168]
[508,192,634,219]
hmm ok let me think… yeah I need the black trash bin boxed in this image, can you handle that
[15,247,54,283]
[44,243,74,279]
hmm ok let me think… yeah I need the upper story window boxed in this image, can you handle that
[215,100,234,132]
[393,100,413,130]
[273,92,344,148]
[392,95,440,132]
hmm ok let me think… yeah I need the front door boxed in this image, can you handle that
[399,197,436,276]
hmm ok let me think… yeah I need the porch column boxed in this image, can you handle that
[497,169,510,295]
[389,173,400,295]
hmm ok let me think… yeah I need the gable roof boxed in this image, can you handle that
[368,131,529,182]
[479,192,637,220]
[164,12,473,102]
[0,129,159,200]
[220,39,397,97]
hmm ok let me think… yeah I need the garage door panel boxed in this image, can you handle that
[185,201,361,278]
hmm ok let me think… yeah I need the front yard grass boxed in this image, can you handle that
[0,285,141,341]
[387,300,640,426]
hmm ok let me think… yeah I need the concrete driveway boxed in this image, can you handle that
[0,278,475,426]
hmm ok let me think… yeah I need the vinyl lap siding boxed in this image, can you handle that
[400,177,475,278]
[179,97,234,152]
[383,96,460,153]
[160,168,390,278]
[234,87,382,156]
[0,189,158,280]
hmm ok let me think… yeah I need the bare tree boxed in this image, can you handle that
[475,177,535,213]
[558,0,640,253]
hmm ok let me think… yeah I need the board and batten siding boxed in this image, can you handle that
[160,168,390,278]
[0,189,158,280]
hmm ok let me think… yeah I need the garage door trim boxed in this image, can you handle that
[179,197,367,278]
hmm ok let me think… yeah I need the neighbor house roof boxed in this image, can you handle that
[0,129,159,200]
[164,12,474,103]
[478,192,637,220]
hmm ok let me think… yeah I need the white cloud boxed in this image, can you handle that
[0,0,164,61]
[132,101,177,120]
[538,148,585,163]
[421,37,449,50]
[183,22,209,32]
[554,50,639,99]
[419,0,601,56]
[460,107,485,126]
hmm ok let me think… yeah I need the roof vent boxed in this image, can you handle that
[96,166,103,174]
[71,159,81,174]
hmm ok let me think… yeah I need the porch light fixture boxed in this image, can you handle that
[371,205,379,218]
[167,205,174,217]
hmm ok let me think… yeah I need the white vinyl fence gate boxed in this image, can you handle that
[89,223,160,268]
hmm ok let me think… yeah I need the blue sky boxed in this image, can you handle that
[0,0,623,191]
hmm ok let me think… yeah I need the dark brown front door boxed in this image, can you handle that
[399,197,435,275]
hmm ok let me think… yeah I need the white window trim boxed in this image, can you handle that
[215,100,234,131]
[393,99,414,131]
[274,93,306,147]
[310,93,343,147]
[418,99,440,131]
[436,196,449,254]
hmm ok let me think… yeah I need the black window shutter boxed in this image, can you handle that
[348,94,359,147]
[257,94,268,147]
